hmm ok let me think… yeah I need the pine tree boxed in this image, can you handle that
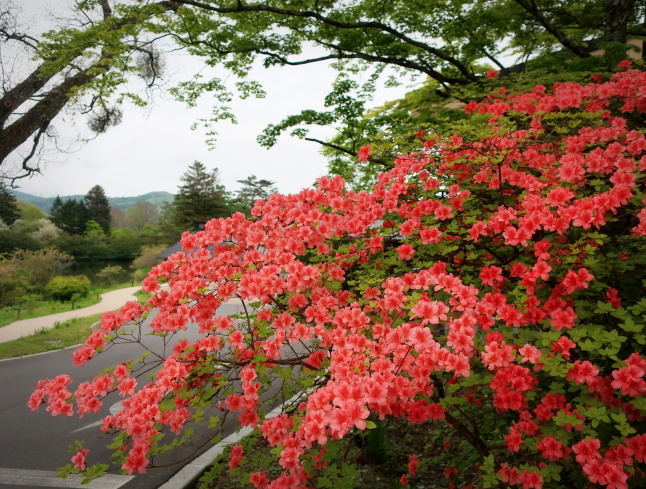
[234,175,278,215]
[49,196,63,216]
[50,197,88,235]
[172,162,230,230]
[0,181,20,226]
[84,185,111,233]
[49,196,65,231]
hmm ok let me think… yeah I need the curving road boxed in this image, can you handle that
[0,301,246,489]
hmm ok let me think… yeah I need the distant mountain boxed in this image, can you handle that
[11,190,174,213]
[108,191,175,210]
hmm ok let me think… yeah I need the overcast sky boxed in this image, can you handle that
[7,0,411,198]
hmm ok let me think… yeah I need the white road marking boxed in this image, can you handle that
[0,468,133,488]
[72,401,123,433]
[158,392,305,489]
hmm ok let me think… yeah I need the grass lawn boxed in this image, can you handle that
[0,314,101,360]
[0,282,134,328]
[134,289,152,303]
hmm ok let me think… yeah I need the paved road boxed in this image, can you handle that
[0,301,246,489]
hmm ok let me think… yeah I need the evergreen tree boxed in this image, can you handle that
[84,185,111,233]
[49,196,65,232]
[49,196,63,219]
[172,162,230,230]
[50,197,89,235]
[233,175,278,216]
[0,181,20,226]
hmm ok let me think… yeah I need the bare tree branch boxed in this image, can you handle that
[0,29,39,50]
[481,47,505,70]
[8,124,46,185]
[304,137,355,156]
[0,57,110,164]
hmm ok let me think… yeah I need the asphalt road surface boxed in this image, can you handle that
[0,302,246,489]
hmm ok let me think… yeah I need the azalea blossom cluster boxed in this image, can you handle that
[29,67,645,488]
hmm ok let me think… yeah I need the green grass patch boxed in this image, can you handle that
[134,289,152,304]
[0,282,134,328]
[0,313,101,360]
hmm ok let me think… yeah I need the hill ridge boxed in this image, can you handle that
[10,190,174,213]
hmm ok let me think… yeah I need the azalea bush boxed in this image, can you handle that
[29,65,646,489]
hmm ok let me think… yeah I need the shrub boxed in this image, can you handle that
[0,230,41,254]
[46,276,91,302]
[4,248,74,290]
[96,265,129,286]
[132,268,150,283]
[0,263,32,308]
[31,68,646,489]
[131,244,167,270]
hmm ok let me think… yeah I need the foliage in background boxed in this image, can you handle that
[50,197,89,235]
[126,201,159,232]
[3,248,73,289]
[0,248,74,308]
[96,265,129,286]
[0,229,42,254]
[131,244,167,271]
[16,199,46,221]
[0,261,31,309]
[225,176,279,217]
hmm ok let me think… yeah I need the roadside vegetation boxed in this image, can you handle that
[0,172,276,334]
[0,314,101,360]
[0,281,135,328]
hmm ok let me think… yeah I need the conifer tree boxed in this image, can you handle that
[84,185,111,234]
[0,181,19,226]
[50,197,89,235]
[233,175,278,216]
[172,162,230,230]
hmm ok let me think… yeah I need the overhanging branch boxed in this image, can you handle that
[170,0,479,82]
[304,137,355,156]
[513,0,591,57]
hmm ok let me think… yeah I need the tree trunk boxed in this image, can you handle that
[0,66,99,164]
[0,66,58,129]
[604,0,638,43]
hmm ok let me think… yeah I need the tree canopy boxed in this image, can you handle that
[2,0,644,181]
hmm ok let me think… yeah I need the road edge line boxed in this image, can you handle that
[159,393,302,489]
